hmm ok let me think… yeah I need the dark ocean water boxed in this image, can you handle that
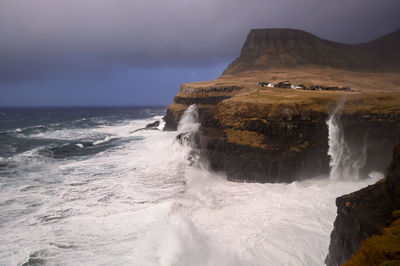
[0,106,165,158]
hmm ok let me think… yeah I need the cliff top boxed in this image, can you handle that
[169,28,400,119]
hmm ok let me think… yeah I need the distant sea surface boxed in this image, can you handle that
[0,106,378,266]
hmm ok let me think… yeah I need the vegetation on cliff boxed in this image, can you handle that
[344,213,400,266]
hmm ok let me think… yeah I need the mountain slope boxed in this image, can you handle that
[223,28,400,74]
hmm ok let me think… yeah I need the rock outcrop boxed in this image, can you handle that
[325,139,400,266]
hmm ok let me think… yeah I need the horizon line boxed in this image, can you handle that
[0,104,168,108]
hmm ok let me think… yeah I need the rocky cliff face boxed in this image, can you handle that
[200,100,399,182]
[224,28,400,74]
[200,101,330,182]
[166,85,400,183]
[325,139,400,266]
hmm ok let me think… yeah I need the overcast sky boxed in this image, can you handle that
[1,0,399,106]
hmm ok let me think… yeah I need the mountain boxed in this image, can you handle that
[224,28,400,74]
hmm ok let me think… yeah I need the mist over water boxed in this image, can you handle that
[0,106,380,265]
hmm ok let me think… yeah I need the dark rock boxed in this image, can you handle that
[145,121,160,129]
[163,108,179,131]
[173,96,231,105]
[325,139,400,266]
[130,121,160,133]
[176,132,190,145]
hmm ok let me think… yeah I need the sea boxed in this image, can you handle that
[0,106,381,266]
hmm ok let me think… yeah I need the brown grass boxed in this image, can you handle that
[344,216,400,266]
[225,128,267,149]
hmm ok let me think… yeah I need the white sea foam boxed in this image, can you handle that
[92,135,117,145]
[0,111,382,266]
[155,116,166,131]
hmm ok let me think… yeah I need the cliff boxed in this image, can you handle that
[164,28,400,183]
[325,140,400,266]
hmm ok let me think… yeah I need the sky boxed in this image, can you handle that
[1,0,399,107]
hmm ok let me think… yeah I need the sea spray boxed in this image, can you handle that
[0,107,383,265]
[177,104,200,134]
[133,105,242,266]
[326,103,367,180]
[177,104,201,166]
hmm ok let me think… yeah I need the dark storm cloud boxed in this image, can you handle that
[0,0,399,83]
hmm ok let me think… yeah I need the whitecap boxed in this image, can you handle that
[93,136,117,145]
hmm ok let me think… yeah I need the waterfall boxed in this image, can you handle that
[326,104,367,180]
[177,104,200,134]
[326,108,351,180]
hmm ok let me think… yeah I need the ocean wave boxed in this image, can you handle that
[0,157,19,172]
[93,135,118,145]
[19,125,48,135]
[38,139,119,159]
